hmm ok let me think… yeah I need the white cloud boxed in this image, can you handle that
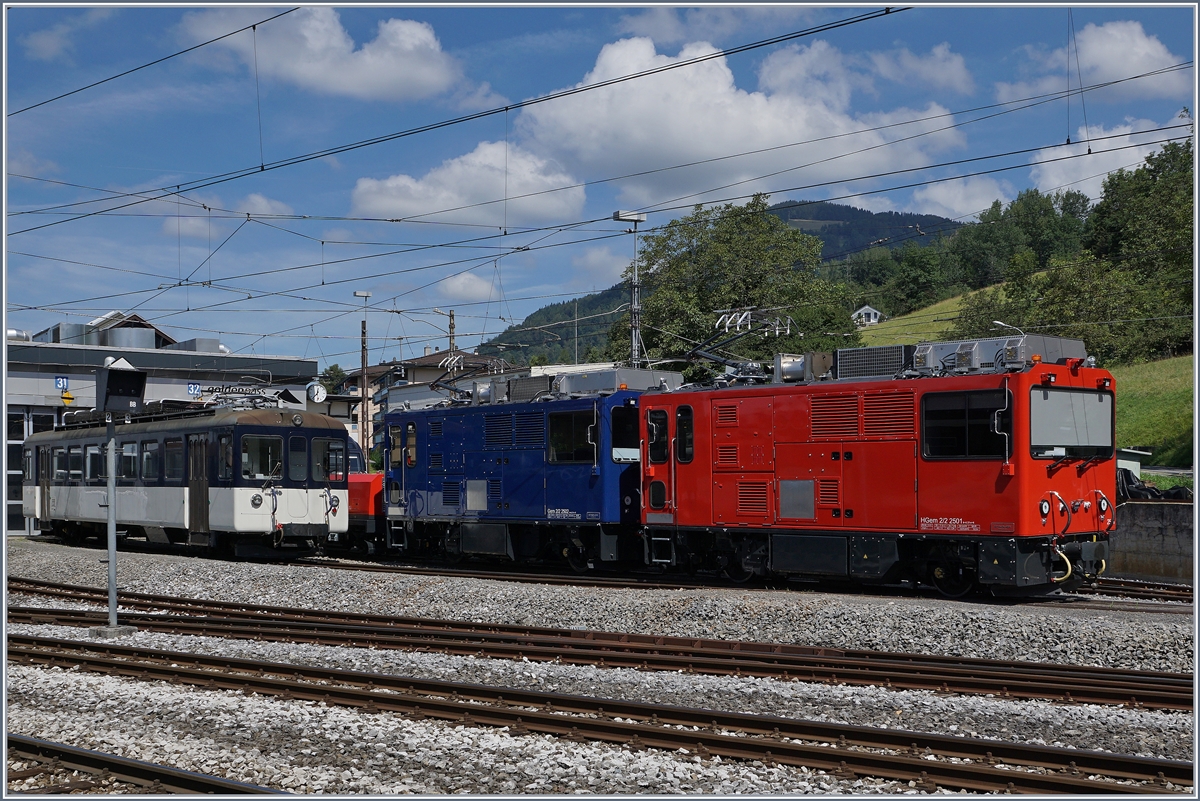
[350,141,585,226]
[996,20,1189,103]
[7,149,60,177]
[20,9,112,62]
[440,271,497,303]
[234,193,294,217]
[869,43,974,94]
[179,8,462,101]
[1029,119,1172,200]
[571,247,630,287]
[909,176,1015,220]
[517,38,962,209]
[615,6,811,46]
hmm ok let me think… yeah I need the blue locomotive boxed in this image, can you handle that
[374,369,681,570]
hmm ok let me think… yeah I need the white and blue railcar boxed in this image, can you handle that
[21,402,350,557]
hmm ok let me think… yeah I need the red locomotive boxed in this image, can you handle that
[638,335,1114,595]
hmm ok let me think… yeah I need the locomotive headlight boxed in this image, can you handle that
[1038,499,1050,517]
[330,495,340,509]
[1098,497,1109,513]
[251,493,263,509]
[292,414,304,427]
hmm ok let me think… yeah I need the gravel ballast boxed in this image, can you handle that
[6,539,1195,793]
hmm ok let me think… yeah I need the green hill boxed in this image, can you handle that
[1110,356,1194,467]
[477,284,626,365]
[858,295,967,346]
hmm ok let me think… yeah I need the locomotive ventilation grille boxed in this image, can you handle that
[429,453,444,469]
[863,393,915,436]
[737,482,769,515]
[817,479,839,505]
[488,480,502,500]
[484,415,512,447]
[514,413,544,446]
[429,419,444,437]
[811,396,860,439]
[716,445,739,465]
[714,404,739,426]
[837,344,906,379]
[442,482,461,507]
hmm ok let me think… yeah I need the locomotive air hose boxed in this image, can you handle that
[1049,545,1073,583]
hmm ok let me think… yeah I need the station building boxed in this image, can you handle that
[5,312,323,536]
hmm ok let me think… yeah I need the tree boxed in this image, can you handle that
[605,195,858,379]
[319,363,347,392]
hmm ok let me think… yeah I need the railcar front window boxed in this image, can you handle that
[164,439,184,480]
[922,391,1012,459]
[217,436,233,480]
[242,436,283,480]
[22,449,32,481]
[611,406,640,463]
[1030,388,1113,458]
[312,439,345,482]
[288,436,308,481]
[549,410,597,463]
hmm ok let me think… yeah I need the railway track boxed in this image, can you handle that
[6,733,280,794]
[1077,578,1194,603]
[8,635,1190,794]
[9,577,1193,711]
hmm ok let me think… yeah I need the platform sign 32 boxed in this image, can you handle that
[187,383,202,397]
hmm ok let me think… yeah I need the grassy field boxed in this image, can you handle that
[860,300,1193,468]
[1110,356,1194,467]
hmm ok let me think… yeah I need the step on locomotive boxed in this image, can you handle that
[350,335,1115,596]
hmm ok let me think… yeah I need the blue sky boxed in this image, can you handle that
[5,5,1194,370]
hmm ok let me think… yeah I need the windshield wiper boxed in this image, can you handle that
[1047,453,1077,472]
[1075,455,1102,473]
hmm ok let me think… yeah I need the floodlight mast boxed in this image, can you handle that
[614,211,648,368]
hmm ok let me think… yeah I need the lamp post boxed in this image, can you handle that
[613,211,647,369]
[354,291,372,467]
[992,320,1026,336]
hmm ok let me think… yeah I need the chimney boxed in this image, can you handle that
[424,346,432,356]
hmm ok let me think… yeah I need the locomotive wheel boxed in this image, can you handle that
[722,561,752,583]
[564,545,589,574]
[930,563,976,598]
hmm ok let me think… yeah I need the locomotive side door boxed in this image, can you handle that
[643,407,673,523]
[37,446,52,524]
[187,434,209,532]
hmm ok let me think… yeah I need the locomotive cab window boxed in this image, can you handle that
[389,425,404,470]
[288,436,307,481]
[242,436,283,480]
[647,409,669,464]
[675,406,694,463]
[1030,387,1113,459]
[611,406,640,463]
[141,441,161,481]
[549,410,597,463]
[922,390,1012,459]
[164,439,184,481]
[404,422,417,468]
[312,438,345,482]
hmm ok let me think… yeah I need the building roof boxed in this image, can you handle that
[852,305,881,316]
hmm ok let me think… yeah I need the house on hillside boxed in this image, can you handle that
[852,305,883,327]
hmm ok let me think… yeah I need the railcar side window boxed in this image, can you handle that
[68,447,83,481]
[51,447,67,481]
[217,436,233,480]
[141,441,161,481]
[242,436,283,480]
[164,439,184,480]
[548,410,597,463]
[312,439,345,482]
[404,422,417,468]
[675,406,694,463]
[85,445,104,481]
[922,391,1012,459]
[610,406,640,463]
[118,443,138,479]
[647,410,669,464]
[288,436,308,481]
[22,449,32,481]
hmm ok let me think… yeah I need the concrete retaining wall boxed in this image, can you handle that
[1107,501,1194,584]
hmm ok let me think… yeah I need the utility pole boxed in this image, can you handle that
[613,211,647,369]
[448,309,456,353]
[354,291,372,468]
[575,299,579,364]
